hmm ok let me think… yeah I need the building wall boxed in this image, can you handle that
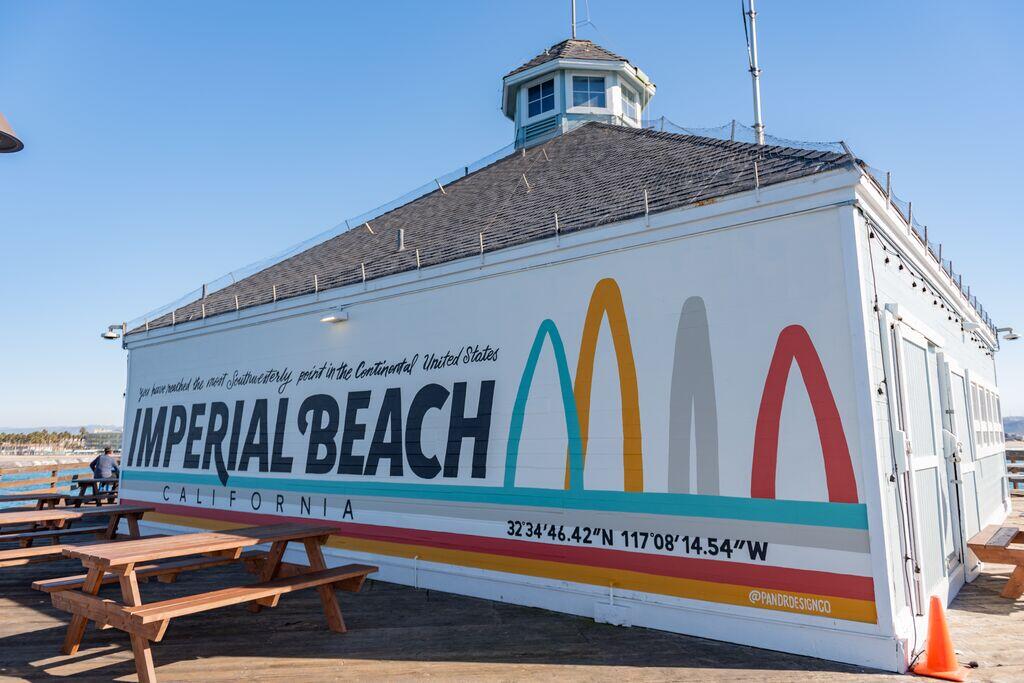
[850,178,1008,662]
[119,173,906,669]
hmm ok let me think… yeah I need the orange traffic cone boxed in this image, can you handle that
[911,595,967,681]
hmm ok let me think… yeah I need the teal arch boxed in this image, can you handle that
[505,319,584,491]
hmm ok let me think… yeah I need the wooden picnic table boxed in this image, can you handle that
[0,504,153,548]
[48,523,376,683]
[968,525,1024,597]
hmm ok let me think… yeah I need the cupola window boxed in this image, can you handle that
[622,86,638,122]
[572,76,606,108]
[527,79,555,117]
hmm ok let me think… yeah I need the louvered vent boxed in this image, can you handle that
[522,116,558,145]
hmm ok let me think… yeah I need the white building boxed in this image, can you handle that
[83,429,123,452]
[116,37,1011,672]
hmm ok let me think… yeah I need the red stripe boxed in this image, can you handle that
[751,325,859,503]
[128,498,875,601]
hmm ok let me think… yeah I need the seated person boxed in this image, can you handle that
[89,447,120,482]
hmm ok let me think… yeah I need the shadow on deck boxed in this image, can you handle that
[3,502,1024,681]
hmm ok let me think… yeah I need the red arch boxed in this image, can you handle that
[751,325,858,503]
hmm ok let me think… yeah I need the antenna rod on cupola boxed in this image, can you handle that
[571,0,577,39]
[743,0,766,145]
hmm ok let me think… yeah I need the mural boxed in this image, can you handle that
[120,270,876,626]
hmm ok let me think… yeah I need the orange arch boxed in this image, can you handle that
[751,325,857,503]
[563,278,644,492]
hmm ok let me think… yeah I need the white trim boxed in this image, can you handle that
[119,350,134,456]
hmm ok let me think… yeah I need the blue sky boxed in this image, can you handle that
[0,0,1021,426]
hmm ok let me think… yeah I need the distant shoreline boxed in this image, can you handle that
[0,424,121,434]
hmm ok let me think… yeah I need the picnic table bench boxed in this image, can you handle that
[0,504,152,548]
[1,482,119,511]
[45,523,377,683]
[67,477,119,507]
[968,525,1024,598]
[0,491,66,509]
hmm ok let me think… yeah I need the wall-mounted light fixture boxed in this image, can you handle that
[998,327,1019,341]
[0,113,23,153]
[100,323,125,340]
[320,309,350,324]
[961,321,982,332]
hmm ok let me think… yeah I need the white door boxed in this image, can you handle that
[941,359,983,579]
[891,325,964,602]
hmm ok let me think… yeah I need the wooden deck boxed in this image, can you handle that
[3,504,1024,682]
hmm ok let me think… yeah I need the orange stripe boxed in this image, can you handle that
[146,511,876,623]
[565,278,644,491]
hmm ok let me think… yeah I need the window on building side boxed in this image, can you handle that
[985,391,992,444]
[972,383,982,445]
[527,79,555,118]
[996,396,1003,435]
[988,391,996,443]
[979,390,986,445]
[986,390,994,444]
[573,76,606,108]
[622,87,638,121]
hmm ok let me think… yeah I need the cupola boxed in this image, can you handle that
[502,38,656,148]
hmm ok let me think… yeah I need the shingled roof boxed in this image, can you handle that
[504,38,627,78]
[135,123,851,334]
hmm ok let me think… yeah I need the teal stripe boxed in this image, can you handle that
[504,319,583,490]
[123,470,868,529]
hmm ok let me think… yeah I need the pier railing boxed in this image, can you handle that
[0,460,105,507]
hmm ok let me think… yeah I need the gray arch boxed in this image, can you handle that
[668,296,719,494]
